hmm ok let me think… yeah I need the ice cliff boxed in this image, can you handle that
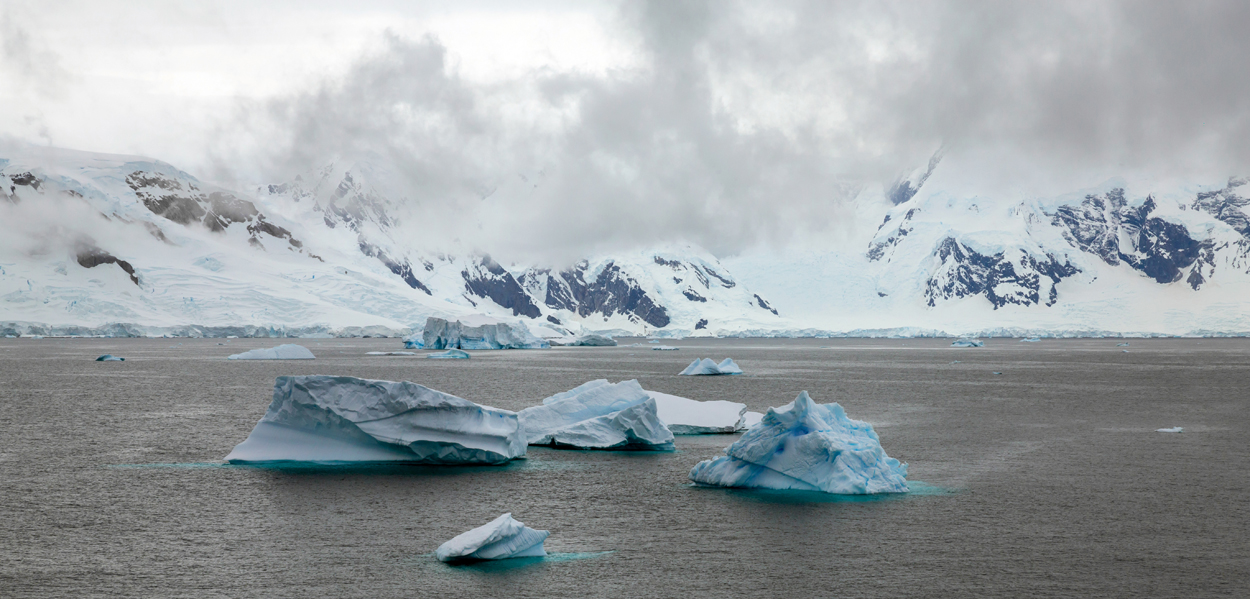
[689,391,907,494]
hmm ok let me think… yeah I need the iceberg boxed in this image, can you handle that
[1020,337,1041,343]
[1156,426,1183,433]
[436,513,549,563]
[366,351,416,356]
[402,336,425,349]
[428,349,471,359]
[423,316,550,350]
[648,391,746,434]
[226,375,526,465]
[227,344,315,360]
[568,334,617,347]
[741,411,764,429]
[689,391,908,494]
[652,345,679,351]
[951,338,984,348]
[519,380,674,450]
[95,354,125,361]
[678,358,743,376]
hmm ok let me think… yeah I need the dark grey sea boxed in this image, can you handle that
[1,337,1247,598]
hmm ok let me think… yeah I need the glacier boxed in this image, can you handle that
[518,380,674,450]
[423,316,550,350]
[678,358,743,376]
[689,391,908,494]
[227,344,315,360]
[226,375,526,465]
[95,354,125,361]
[648,391,746,434]
[428,349,471,359]
[435,513,549,563]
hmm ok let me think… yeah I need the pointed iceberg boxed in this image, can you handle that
[679,358,743,375]
[423,316,550,350]
[689,391,907,494]
[648,391,746,434]
[519,380,674,450]
[436,513,549,563]
[228,344,315,360]
[226,375,526,465]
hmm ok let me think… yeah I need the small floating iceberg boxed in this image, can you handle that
[227,344,315,360]
[403,335,425,349]
[652,345,679,351]
[519,380,674,450]
[1117,342,1130,347]
[367,351,416,356]
[1156,426,1183,433]
[951,338,983,348]
[95,354,125,361]
[428,349,471,359]
[226,375,526,465]
[679,358,743,376]
[648,391,746,434]
[689,391,908,494]
[567,334,617,347]
[423,316,549,350]
[1020,337,1040,343]
[436,513,549,563]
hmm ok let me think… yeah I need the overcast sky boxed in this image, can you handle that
[3,0,1248,259]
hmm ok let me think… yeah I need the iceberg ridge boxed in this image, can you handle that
[436,513,549,563]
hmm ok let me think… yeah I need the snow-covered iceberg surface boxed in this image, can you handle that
[1156,426,1184,433]
[226,375,526,465]
[436,513,549,563]
[519,380,674,450]
[951,339,984,348]
[678,358,743,376]
[648,391,746,434]
[741,411,764,429]
[689,391,907,494]
[227,344,316,360]
[95,354,125,361]
[423,316,550,350]
[428,349,471,359]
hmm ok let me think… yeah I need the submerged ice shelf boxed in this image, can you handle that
[519,380,674,450]
[436,513,549,563]
[226,375,526,465]
[689,391,907,495]
[227,344,315,360]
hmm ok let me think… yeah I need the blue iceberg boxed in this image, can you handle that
[436,513,549,563]
[428,349,471,359]
[95,354,125,361]
[423,316,549,350]
[679,358,742,376]
[951,338,983,348]
[226,375,526,465]
[519,380,674,450]
[689,391,907,494]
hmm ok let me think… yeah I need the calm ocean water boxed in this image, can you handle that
[1,337,1247,598]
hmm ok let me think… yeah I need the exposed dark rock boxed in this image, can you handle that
[541,261,671,328]
[924,237,1078,309]
[547,315,561,325]
[695,319,708,330]
[10,171,41,190]
[75,245,139,286]
[358,242,432,294]
[463,255,542,318]
[682,289,707,302]
[867,208,918,261]
[753,294,778,315]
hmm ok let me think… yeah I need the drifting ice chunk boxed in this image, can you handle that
[652,345,679,351]
[228,344,315,360]
[689,391,907,494]
[679,358,743,376]
[226,375,526,465]
[648,391,746,434]
[367,351,416,356]
[1020,337,1041,343]
[569,334,617,347]
[648,340,660,344]
[403,335,424,349]
[423,316,550,350]
[95,354,125,361]
[1117,342,1130,347]
[741,411,764,429]
[1156,426,1183,433]
[951,338,984,348]
[519,380,674,450]
[436,513,549,563]
[429,349,471,359]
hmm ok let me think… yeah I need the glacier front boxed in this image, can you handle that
[518,380,674,450]
[679,358,743,376]
[436,513,549,563]
[648,391,746,434]
[689,391,907,494]
[227,344,316,360]
[423,316,550,350]
[226,375,526,465]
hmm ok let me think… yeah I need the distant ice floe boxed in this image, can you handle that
[679,358,742,376]
[226,375,526,465]
[436,513,549,563]
[428,349,471,359]
[95,354,125,361]
[648,391,746,434]
[652,345,679,351]
[1020,337,1041,342]
[367,351,416,356]
[518,380,674,450]
[423,316,549,350]
[227,344,315,360]
[1117,342,1130,346]
[689,391,908,495]
[1156,426,1184,433]
[951,338,984,347]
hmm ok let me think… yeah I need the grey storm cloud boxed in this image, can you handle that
[223,0,1250,260]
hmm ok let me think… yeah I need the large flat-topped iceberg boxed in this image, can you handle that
[423,316,550,350]
[689,391,907,494]
[679,358,742,375]
[228,344,315,360]
[436,513,549,563]
[648,391,746,434]
[226,375,526,465]
[519,380,674,450]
